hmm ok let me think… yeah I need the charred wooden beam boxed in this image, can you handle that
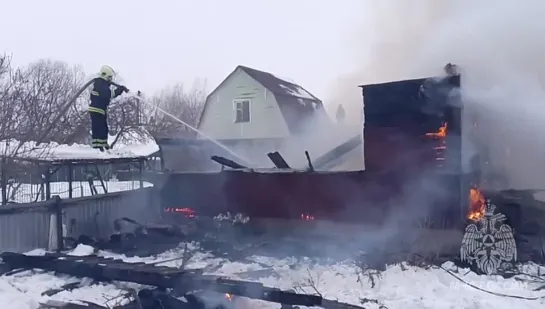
[42,282,84,297]
[267,152,290,169]
[1,253,364,309]
[211,156,246,169]
[312,135,362,170]
[0,252,197,288]
[305,151,314,171]
[39,299,107,309]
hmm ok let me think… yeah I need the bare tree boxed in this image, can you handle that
[0,55,53,163]
[0,55,41,203]
[1,58,207,146]
[0,57,88,203]
[107,94,147,147]
[0,55,29,142]
[16,59,87,143]
[145,79,207,137]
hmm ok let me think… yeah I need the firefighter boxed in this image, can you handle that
[89,65,128,151]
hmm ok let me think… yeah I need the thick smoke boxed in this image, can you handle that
[331,0,545,191]
[242,111,361,170]
[201,103,364,171]
[170,1,545,263]
[292,0,545,258]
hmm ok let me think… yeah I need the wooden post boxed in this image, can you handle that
[67,165,73,199]
[55,195,64,252]
[45,167,52,200]
[158,146,165,171]
[139,159,144,189]
[47,195,64,252]
[0,157,7,205]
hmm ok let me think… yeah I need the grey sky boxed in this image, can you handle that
[2,0,365,105]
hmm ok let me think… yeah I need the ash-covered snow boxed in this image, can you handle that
[1,243,544,309]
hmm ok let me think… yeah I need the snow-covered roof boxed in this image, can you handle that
[238,65,320,101]
[0,129,159,163]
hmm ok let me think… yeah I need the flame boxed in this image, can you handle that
[225,293,233,301]
[164,207,197,218]
[426,122,448,165]
[468,187,485,222]
[300,213,315,220]
[425,122,447,138]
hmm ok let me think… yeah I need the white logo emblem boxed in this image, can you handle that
[460,200,517,275]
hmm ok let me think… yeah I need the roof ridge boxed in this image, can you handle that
[237,65,320,101]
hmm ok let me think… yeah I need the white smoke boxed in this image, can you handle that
[331,0,545,190]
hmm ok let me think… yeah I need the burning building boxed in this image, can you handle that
[361,71,466,226]
[156,66,481,228]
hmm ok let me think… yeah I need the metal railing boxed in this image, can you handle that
[0,187,160,253]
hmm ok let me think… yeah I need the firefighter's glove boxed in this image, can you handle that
[118,85,129,93]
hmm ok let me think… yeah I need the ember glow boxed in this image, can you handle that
[225,293,233,301]
[164,207,196,218]
[468,187,485,222]
[426,122,448,165]
[300,213,315,220]
[425,122,447,138]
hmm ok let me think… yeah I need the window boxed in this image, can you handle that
[234,99,250,123]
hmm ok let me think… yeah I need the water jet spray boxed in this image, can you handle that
[127,93,254,166]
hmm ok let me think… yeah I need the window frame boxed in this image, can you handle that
[233,99,251,123]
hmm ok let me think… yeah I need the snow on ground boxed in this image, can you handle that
[0,180,153,203]
[1,244,544,309]
[0,128,158,161]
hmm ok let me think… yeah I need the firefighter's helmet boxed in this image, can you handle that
[99,65,116,81]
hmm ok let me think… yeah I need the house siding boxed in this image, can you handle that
[198,68,290,140]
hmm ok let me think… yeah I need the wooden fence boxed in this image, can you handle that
[0,187,160,253]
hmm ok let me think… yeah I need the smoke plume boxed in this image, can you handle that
[331,0,545,191]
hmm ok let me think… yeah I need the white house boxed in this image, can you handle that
[197,65,364,170]
[198,65,327,142]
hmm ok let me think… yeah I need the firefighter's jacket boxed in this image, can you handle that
[88,77,124,115]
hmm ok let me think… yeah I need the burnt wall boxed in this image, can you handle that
[155,74,469,226]
[361,75,466,226]
[159,169,466,226]
[160,170,410,223]
[362,75,462,174]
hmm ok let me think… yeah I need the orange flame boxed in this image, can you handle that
[425,122,447,138]
[468,187,485,222]
[225,293,233,301]
[426,122,448,164]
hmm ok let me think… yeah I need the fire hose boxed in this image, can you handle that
[33,78,254,165]
[35,79,127,146]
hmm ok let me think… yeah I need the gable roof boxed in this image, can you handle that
[238,65,320,101]
[199,65,326,135]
